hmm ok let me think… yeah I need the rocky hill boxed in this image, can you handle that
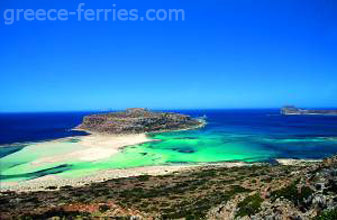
[2,157,337,219]
[76,108,204,134]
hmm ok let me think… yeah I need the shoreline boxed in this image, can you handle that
[0,157,322,192]
[0,132,155,192]
[25,133,153,166]
[275,158,322,166]
[0,124,325,192]
[0,161,250,192]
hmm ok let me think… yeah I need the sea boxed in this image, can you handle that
[1,109,337,182]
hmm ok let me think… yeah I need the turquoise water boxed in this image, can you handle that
[1,109,337,182]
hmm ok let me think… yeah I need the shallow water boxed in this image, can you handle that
[1,109,337,182]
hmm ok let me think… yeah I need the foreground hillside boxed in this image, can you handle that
[1,157,337,219]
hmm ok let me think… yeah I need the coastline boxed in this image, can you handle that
[1,124,249,193]
[0,165,193,192]
[148,118,207,134]
[30,133,153,165]
[1,158,323,192]
[0,161,252,192]
[0,122,326,192]
[70,132,153,162]
[1,121,209,192]
[1,154,323,192]
[0,132,154,191]
[275,158,322,166]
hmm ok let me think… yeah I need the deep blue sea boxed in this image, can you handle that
[1,109,337,161]
[0,112,90,145]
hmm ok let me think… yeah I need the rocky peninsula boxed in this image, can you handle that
[76,108,205,134]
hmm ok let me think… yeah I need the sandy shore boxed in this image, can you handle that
[30,133,153,166]
[70,133,153,161]
[1,131,321,192]
[1,156,321,192]
[0,165,190,192]
[0,162,250,192]
[276,158,322,166]
[0,133,154,191]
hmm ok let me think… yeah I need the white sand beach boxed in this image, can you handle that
[276,158,322,166]
[31,133,152,166]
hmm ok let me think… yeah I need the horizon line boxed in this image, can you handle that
[1,106,337,114]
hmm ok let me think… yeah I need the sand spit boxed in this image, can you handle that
[29,133,152,166]
[73,133,153,161]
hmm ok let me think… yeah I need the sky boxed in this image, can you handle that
[0,0,336,112]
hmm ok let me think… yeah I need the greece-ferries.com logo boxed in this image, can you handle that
[2,3,185,25]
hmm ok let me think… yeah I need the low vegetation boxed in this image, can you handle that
[236,193,263,218]
[1,156,337,219]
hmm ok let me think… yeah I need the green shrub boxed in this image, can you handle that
[236,193,263,217]
[99,204,110,212]
[315,208,337,220]
[271,181,313,207]
[137,175,151,181]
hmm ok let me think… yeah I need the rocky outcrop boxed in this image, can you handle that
[208,156,337,220]
[76,108,204,134]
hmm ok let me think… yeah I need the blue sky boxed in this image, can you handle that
[0,0,336,112]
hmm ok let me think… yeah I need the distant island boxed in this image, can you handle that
[76,108,205,134]
[281,106,337,116]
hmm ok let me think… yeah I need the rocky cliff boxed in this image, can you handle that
[76,108,204,134]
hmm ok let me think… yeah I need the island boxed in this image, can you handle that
[76,108,205,134]
[281,106,337,116]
